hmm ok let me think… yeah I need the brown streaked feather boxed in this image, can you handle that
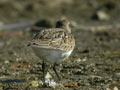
[29,28,75,51]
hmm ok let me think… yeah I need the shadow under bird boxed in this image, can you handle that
[28,17,75,81]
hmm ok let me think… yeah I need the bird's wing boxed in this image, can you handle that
[29,28,75,51]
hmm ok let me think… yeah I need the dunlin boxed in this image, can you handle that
[28,17,75,80]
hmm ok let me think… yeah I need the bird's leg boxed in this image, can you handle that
[42,61,47,82]
[53,63,61,80]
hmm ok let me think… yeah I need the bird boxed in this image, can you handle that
[28,17,75,81]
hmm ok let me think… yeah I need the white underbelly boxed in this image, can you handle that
[32,47,72,63]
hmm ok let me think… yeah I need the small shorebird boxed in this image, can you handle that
[28,17,75,80]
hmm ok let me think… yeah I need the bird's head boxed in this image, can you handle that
[56,17,71,33]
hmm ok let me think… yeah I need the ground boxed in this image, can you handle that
[0,0,120,90]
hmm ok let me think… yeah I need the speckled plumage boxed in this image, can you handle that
[28,17,75,80]
[30,28,75,51]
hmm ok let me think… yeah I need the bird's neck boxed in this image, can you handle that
[62,25,71,33]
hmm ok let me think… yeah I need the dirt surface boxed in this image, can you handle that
[0,0,120,90]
